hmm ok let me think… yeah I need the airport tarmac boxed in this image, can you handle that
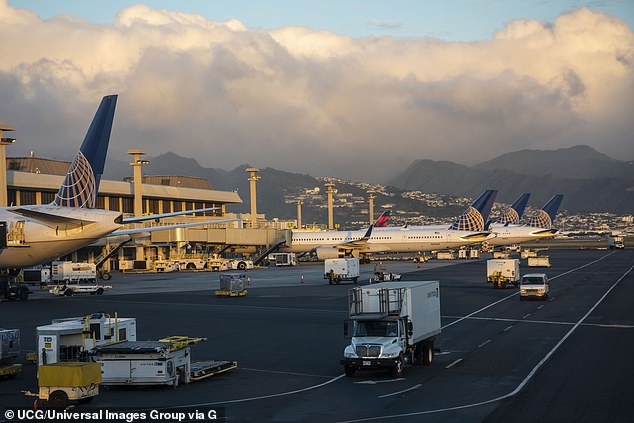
[1,249,633,422]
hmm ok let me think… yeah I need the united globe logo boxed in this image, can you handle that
[449,206,484,231]
[527,210,552,229]
[498,208,519,225]
[54,152,96,208]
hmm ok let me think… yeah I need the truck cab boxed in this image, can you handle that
[520,273,549,301]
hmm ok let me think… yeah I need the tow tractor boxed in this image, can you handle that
[373,263,402,282]
[0,272,31,301]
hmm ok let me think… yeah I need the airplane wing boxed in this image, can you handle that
[118,207,220,224]
[8,207,95,229]
[334,225,373,249]
[108,218,238,237]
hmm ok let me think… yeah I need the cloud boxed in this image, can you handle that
[0,1,632,182]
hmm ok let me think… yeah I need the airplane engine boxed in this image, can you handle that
[314,247,346,260]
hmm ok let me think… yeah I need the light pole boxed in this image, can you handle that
[0,125,16,207]
[296,198,303,229]
[128,150,148,261]
[325,183,335,229]
[368,190,376,225]
[246,168,260,228]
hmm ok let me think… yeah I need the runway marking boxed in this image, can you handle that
[378,384,422,399]
[442,315,634,329]
[239,367,333,379]
[441,251,614,331]
[445,359,462,369]
[503,325,513,332]
[355,378,405,385]
[478,339,491,348]
[537,305,545,310]
[167,374,346,408]
[522,313,531,319]
[337,259,632,423]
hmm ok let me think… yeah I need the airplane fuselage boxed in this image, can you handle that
[488,224,558,246]
[282,227,493,255]
[0,206,121,268]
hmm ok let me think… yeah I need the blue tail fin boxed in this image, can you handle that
[498,193,531,225]
[450,190,498,231]
[53,95,117,208]
[527,194,564,228]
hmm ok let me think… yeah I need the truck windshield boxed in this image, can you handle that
[354,321,398,337]
[522,277,545,285]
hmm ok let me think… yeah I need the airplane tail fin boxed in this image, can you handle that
[53,95,117,208]
[374,210,391,227]
[498,193,531,225]
[527,194,564,229]
[450,190,498,231]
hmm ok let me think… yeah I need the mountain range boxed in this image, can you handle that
[103,145,634,216]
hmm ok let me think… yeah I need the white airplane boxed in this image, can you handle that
[0,95,234,270]
[281,190,498,260]
[488,194,564,247]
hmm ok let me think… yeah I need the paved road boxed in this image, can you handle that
[1,249,632,422]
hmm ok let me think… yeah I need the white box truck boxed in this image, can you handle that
[341,281,441,378]
[487,259,520,288]
[324,258,360,284]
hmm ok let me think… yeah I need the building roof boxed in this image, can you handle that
[122,175,212,190]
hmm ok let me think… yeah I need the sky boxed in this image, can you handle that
[0,0,633,182]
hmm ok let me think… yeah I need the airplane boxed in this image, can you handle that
[488,194,564,247]
[280,190,498,260]
[0,95,235,270]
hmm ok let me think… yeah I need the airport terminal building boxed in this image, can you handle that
[5,156,293,270]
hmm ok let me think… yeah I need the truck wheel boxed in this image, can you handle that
[19,290,29,301]
[186,263,196,270]
[344,365,356,377]
[237,261,247,270]
[422,341,434,365]
[102,272,112,281]
[48,390,69,409]
[64,289,73,297]
[96,288,104,295]
[390,356,403,378]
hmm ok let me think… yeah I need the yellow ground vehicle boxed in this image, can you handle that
[26,362,101,409]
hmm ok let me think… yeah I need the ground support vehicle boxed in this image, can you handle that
[341,281,441,378]
[608,236,625,249]
[373,271,402,282]
[520,273,549,301]
[175,257,207,271]
[25,362,101,409]
[215,273,247,297]
[436,251,455,260]
[492,251,510,259]
[487,259,520,288]
[0,274,31,301]
[37,313,136,365]
[469,249,480,259]
[48,282,111,296]
[324,258,360,284]
[227,259,254,271]
[207,258,230,272]
[528,256,551,267]
[22,268,51,287]
[94,336,236,387]
[153,260,179,272]
[521,249,538,259]
[0,329,21,379]
[51,261,97,283]
[268,253,298,266]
